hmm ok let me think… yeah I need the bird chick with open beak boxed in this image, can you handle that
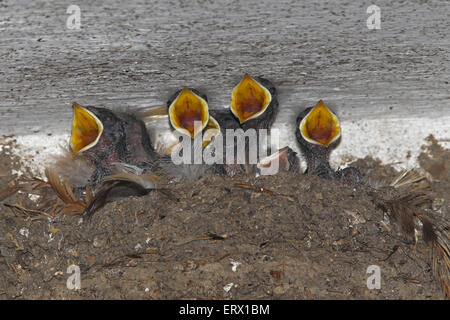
[164,87,224,179]
[70,102,159,185]
[230,73,278,131]
[168,87,211,141]
[296,100,360,182]
[230,74,296,175]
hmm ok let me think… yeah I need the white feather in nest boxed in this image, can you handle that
[138,105,222,180]
[48,147,95,188]
[157,141,213,181]
[159,161,211,181]
[136,105,181,157]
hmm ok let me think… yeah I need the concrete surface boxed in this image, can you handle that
[0,0,449,175]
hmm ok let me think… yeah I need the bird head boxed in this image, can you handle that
[297,100,341,148]
[70,102,126,170]
[70,102,107,155]
[230,74,277,129]
[168,87,210,139]
[295,100,341,178]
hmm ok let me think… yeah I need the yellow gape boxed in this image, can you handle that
[168,88,209,139]
[70,102,104,154]
[231,74,272,123]
[202,116,221,148]
[300,100,341,147]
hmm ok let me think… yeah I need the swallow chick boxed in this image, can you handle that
[161,87,223,180]
[70,102,159,185]
[228,74,281,175]
[295,100,343,180]
[137,94,229,179]
[168,87,210,140]
[206,107,249,177]
[230,73,278,130]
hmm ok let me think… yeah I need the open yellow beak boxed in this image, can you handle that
[230,74,272,124]
[202,116,221,148]
[70,102,104,154]
[168,88,209,139]
[299,100,341,147]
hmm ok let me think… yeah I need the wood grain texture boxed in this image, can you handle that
[0,0,448,142]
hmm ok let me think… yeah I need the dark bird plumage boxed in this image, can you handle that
[230,74,278,131]
[69,103,160,185]
[295,100,360,182]
[227,74,282,175]
[84,173,160,218]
